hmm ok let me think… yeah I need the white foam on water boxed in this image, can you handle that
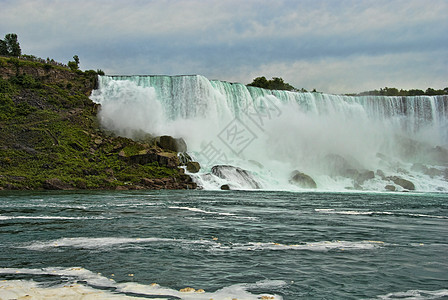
[115,202,160,207]
[168,206,256,219]
[0,215,110,220]
[375,288,448,299]
[0,267,284,300]
[244,240,385,251]
[314,209,448,219]
[406,213,448,219]
[18,236,386,253]
[314,209,392,215]
[0,280,145,300]
[209,240,386,252]
[19,237,219,251]
[118,280,285,300]
[169,206,235,216]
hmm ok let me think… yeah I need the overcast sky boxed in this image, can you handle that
[1,0,447,94]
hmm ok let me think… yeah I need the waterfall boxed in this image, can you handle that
[90,75,448,192]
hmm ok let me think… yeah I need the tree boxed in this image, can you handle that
[247,76,296,91]
[68,55,80,71]
[73,55,79,66]
[247,76,269,89]
[0,33,21,56]
[0,40,7,55]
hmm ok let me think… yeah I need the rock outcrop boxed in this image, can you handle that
[388,176,415,190]
[289,170,317,189]
[220,184,230,190]
[126,151,180,168]
[385,185,396,191]
[157,135,187,152]
[211,165,261,189]
[140,176,196,190]
[0,57,195,191]
[43,178,74,190]
[186,161,201,173]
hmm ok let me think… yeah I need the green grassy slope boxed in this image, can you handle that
[0,56,193,190]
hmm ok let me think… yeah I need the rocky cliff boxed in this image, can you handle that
[0,56,195,190]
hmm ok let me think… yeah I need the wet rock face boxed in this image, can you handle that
[140,176,197,190]
[388,176,415,190]
[211,165,262,189]
[385,185,396,192]
[220,184,230,190]
[43,178,74,190]
[157,136,187,153]
[186,161,200,173]
[126,151,179,168]
[289,171,317,189]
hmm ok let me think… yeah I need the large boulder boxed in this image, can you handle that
[220,184,230,190]
[157,136,187,152]
[211,165,261,189]
[289,170,317,189]
[186,161,200,173]
[389,176,415,190]
[385,185,396,191]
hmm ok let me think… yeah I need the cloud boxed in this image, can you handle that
[240,50,448,94]
[0,0,447,93]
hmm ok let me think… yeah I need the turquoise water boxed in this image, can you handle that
[1,190,447,299]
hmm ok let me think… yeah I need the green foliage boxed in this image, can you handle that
[121,144,147,156]
[0,33,21,56]
[68,55,80,71]
[0,94,15,121]
[358,86,448,96]
[0,77,15,93]
[247,76,297,91]
[9,74,42,88]
[0,40,7,55]
[68,61,78,71]
[0,56,184,190]
[43,63,53,71]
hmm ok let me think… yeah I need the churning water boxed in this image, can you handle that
[0,190,447,299]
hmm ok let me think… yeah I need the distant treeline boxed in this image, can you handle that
[355,86,448,96]
[247,76,447,96]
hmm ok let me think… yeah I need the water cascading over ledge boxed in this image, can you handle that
[90,75,448,192]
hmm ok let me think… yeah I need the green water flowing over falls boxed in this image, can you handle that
[90,75,448,192]
[0,190,447,299]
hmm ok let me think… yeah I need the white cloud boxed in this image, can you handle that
[239,50,447,94]
[1,0,447,93]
